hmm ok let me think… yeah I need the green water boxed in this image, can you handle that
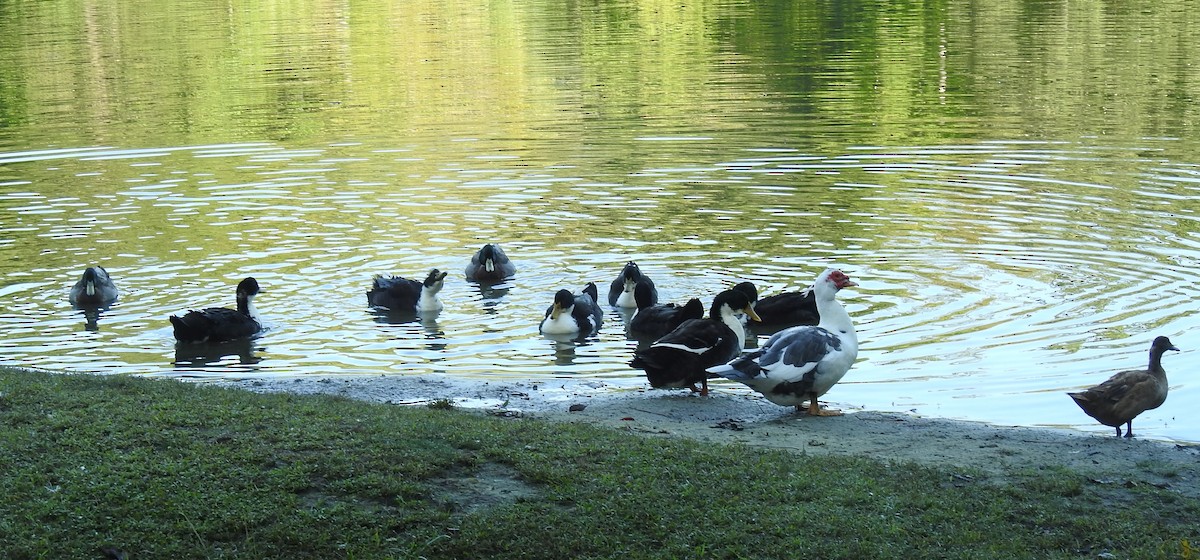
[3,0,1200,441]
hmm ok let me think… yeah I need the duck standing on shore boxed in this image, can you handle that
[1068,336,1179,438]
[631,289,760,396]
[708,268,858,415]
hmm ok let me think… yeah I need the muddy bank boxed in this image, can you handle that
[218,374,1200,498]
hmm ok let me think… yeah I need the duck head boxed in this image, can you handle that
[236,277,261,298]
[710,289,761,322]
[423,269,449,293]
[550,289,575,320]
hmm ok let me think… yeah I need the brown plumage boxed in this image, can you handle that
[1068,336,1179,438]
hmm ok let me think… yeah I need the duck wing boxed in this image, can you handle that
[754,289,819,326]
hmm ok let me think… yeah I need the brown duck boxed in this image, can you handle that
[1068,336,1179,438]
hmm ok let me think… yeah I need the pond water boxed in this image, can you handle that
[3,0,1200,442]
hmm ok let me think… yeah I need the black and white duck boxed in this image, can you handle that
[69,266,118,307]
[539,282,603,338]
[170,277,263,343]
[708,268,858,415]
[630,289,760,396]
[1068,336,1179,438]
[367,269,448,313]
[608,261,657,308]
[626,281,704,342]
[465,243,516,283]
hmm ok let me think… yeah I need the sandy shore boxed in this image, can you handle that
[218,374,1200,498]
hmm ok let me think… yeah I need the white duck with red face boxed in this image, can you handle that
[707,268,858,416]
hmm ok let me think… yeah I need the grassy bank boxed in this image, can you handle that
[1,368,1197,559]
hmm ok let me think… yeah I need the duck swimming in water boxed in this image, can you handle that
[466,243,516,283]
[608,261,657,308]
[367,269,448,313]
[69,266,118,307]
[170,277,263,343]
[540,282,603,338]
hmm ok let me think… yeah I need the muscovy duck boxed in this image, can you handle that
[708,268,858,415]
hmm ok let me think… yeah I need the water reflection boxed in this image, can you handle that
[75,306,107,332]
[174,339,262,368]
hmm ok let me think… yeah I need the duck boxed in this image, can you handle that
[539,282,603,337]
[465,243,515,283]
[608,261,657,308]
[367,269,448,313]
[69,266,118,306]
[170,277,263,343]
[630,289,761,396]
[626,282,704,341]
[733,280,820,328]
[707,268,858,415]
[1068,336,1180,438]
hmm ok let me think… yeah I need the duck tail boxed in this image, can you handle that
[582,282,599,304]
[170,314,204,343]
[706,354,762,381]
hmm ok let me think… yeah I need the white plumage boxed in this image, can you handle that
[708,268,858,415]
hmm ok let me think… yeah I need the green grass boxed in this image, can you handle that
[1,367,1197,559]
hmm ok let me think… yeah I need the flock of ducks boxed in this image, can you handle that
[67,244,1180,438]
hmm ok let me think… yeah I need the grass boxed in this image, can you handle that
[1,367,1198,559]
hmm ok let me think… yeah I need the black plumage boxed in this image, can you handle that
[540,282,603,337]
[630,289,759,395]
[466,243,516,283]
[367,269,447,312]
[170,277,263,343]
[608,261,657,307]
[626,282,704,341]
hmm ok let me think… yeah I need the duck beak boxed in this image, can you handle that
[550,302,564,320]
[85,281,96,296]
[624,279,636,293]
[743,305,762,322]
[485,259,495,273]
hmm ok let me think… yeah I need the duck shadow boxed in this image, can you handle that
[173,338,262,367]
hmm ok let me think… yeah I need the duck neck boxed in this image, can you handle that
[1148,349,1169,376]
[719,309,747,349]
[238,295,259,321]
[419,288,443,311]
[815,292,855,337]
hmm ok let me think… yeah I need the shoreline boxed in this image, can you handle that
[218,373,1200,497]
